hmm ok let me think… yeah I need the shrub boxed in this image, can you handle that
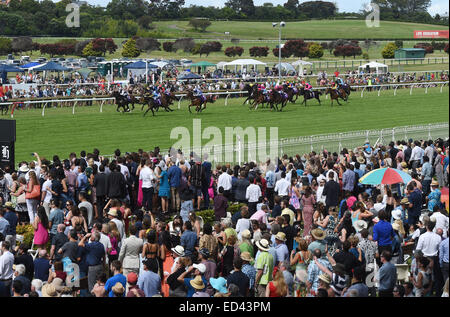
[82,42,102,57]
[121,38,141,58]
[0,37,12,55]
[308,43,324,59]
[173,38,195,53]
[163,41,174,52]
[381,42,398,59]
[249,46,269,57]
[394,40,403,49]
[135,37,161,52]
[362,52,369,60]
[224,46,244,57]
[283,39,309,58]
[414,43,434,54]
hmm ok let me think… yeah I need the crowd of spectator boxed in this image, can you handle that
[0,136,448,298]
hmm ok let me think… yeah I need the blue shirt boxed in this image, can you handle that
[242,264,256,289]
[0,217,10,237]
[180,230,197,257]
[84,241,105,266]
[378,262,397,291]
[167,165,182,188]
[77,173,88,190]
[344,282,369,297]
[34,258,51,281]
[105,274,127,297]
[373,220,394,246]
[138,270,161,297]
[274,243,289,264]
[421,162,432,180]
[265,171,275,188]
[440,238,449,266]
[408,189,422,220]
[3,211,17,235]
[48,208,65,235]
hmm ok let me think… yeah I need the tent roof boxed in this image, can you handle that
[178,72,202,80]
[123,61,158,70]
[21,62,41,69]
[275,62,296,71]
[358,61,388,68]
[0,64,25,72]
[151,61,170,68]
[72,68,95,79]
[292,60,313,66]
[32,61,70,71]
[190,61,216,67]
[223,59,266,66]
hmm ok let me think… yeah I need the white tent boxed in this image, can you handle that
[275,62,296,75]
[358,61,389,74]
[223,59,267,73]
[151,61,170,69]
[292,60,313,75]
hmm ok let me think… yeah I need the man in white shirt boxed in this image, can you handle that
[416,222,442,257]
[217,166,232,198]
[409,141,424,170]
[246,176,262,216]
[0,241,14,292]
[430,211,449,239]
[274,172,290,199]
[139,159,156,212]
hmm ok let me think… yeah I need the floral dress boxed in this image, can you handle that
[290,187,301,210]
[427,188,441,212]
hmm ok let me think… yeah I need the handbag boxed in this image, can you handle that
[17,191,26,204]
[26,184,40,200]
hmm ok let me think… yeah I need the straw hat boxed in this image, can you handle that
[392,222,401,231]
[357,156,365,164]
[431,179,439,187]
[311,228,326,240]
[42,283,58,297]
[354,220,368,232]
[171,245,185,257]
[51,278,65,292]
[240,251,254,263]
[401,162,408,168]
[274,232,287,242]
[190,275,206,290]
[107,208,118,217]
[241,229,251,240]
[318,274,331,285]
[400,197,410,205]
[256,239,270,252]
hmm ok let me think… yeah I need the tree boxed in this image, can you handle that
[82,42,103,57]
[91,38,118,56]
[284,0,299,15]
[225,0,255,17]
[0,37,12,55]
[11,37,33,53]
[135,37,161,52]
[224,46,244,57]
[137,15,153,30]
[75,40,91,56]
[334,45,362,59]
[431,40,446,52]
[414,43,434,54]
[272,47,291,58]
[163,42,174,52]
[249,46,269,57]
[298,1,336,19]
[172,38,195,53]
[284,39,309,58]
[394,40,403,49]
[121,38,141,58]
[308,43,324,59]
[381,42,398,59]
[188,19,211,32]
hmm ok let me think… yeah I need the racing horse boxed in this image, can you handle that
[298,87,322,106]
[242,84,258,106]
[283,84,299,103]
[142,94,160,117]
[159,91,179,112]
[268,89,289,111]
[186,90,217,114]
[112,91,132,113]
[340,83,356,100]
[325,87,347,106]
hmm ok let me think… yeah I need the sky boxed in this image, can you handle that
[84,0,449,15]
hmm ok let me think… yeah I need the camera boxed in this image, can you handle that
[280,21,286,27]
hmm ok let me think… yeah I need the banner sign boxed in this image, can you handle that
[414,30,449,39]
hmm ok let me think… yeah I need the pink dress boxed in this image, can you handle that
[34,222,49,245]
[301,195,316,237]
[137,179,143,207]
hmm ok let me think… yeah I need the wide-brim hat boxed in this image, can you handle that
[392,209,402,220]
[112,282,125,295]
[311,228,326,240]
[107,209,118,217]
[42,283,58,297]
[51,278,65,292]
[190,275,205,290]
[256,239,270,252]
[354,220,368,232]
[392,222,401,232]
[240,251,254,263]
[431,179,439,187]
[19,165,29,173]
[318,274,331,284]
[210,277,227,294]
[401,162,408,168]
[274,232,287,242]
[357,156,365,164]
[171,245,185,257]
[4,201,14,210]
[241,229,251,240]
[400,197,410,205]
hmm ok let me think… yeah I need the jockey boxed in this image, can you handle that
[152,87,161,104]
[331,81,342,98]
[336,76,345,88]
[193,87,203,98]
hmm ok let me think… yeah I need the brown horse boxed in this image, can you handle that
[186,90,217,113]
[325,87,347,106]
[159,91,179,112]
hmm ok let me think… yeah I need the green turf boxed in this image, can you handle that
[10,86,448,164]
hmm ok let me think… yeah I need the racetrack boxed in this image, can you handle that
[11,86,449,163]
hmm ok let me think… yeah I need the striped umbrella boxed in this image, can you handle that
[359,168,412,185]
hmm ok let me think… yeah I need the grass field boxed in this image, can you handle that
[10,86,449,164]
[154,20,447,40]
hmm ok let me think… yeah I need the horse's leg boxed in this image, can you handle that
[188,104,192,114]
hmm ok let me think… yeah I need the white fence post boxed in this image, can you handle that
[41,102,48,117]
[410,85,414,95]
[361,87,366,98]
[72,100,78,115]
[178,96,183,110]
[225,92,231,106]
[377,86,382,97]
[425,85,429,94]
[394,85,398,96]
